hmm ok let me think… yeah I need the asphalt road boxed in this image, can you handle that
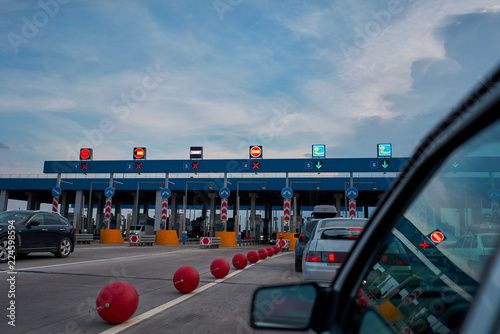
[0,242,309,334]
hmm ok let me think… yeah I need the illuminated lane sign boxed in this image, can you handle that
[190,146,203,159]
[381,160,390,169]
[81,163,88,170]
[249,146,263,159]
[377,143,392,158]
[133,147,146,160]
[192,162,199,170]
[312,145,325,158]
[80,148,93,160]
[135,163,142,170]
[315,161,323,169]
[252,161,260,170]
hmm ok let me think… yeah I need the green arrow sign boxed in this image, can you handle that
[452,162,459,168]
[315,161,323,169]
[381,160,389,169]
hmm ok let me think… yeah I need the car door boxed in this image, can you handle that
[42,214,66,248]
[20,213,46,249]
[251,66,500,334]
[328,76,500,333]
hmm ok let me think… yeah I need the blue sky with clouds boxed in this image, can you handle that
[1,0,500,174]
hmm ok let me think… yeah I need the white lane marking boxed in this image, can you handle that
[100,252,290,334]
[0,249,198,273]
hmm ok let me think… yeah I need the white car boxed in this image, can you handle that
[302,218,368,287]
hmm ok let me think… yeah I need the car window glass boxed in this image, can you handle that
[58,217,70,226]
[30,214,45,225]
[0,212,30,225]
[354,117,500,333]
[44,214,62,226]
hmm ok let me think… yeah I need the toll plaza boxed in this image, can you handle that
[0,157,409,242]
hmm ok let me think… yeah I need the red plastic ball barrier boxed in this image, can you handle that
[258,248,268,260]
[247,250,260,264]
[232,253,248,269]
[273,245,280,254]
[210,258,230,279]
[96,281,139,324]
[173,266,200,293]
[266,247,274,257]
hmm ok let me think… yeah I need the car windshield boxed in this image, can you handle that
[355,111,500,333]
[0,211,30,225]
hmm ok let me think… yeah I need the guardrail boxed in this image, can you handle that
[129,234,156,246]
[200,237,221,249]
[75,234,94,244]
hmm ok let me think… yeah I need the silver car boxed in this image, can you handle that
[302,218,368,286]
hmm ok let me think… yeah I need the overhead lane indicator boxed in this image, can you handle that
[315,161,323,170]
[249,146,263,159]
[312,145,325,158]
[80,148,93,160]
[133,147,146,160]
[190,146,203,159]
[381,160,390,169]
[377,143,392,158]
[252,162,260,170]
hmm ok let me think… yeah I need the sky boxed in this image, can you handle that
[1,0,500,175]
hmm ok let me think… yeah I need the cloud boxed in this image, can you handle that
[0,142,10,150]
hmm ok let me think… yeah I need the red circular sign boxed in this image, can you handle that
[430,231,444,243]
[80,148,91,160]
[250,146,262,158]
[129,235,139,243]
[134,148,145,159]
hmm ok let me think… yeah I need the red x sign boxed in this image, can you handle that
[135,163,142,170]
[192,162,199,169]
[252,162,260,169]
[81,163,88,170]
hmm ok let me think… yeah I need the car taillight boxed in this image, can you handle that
[305,252,322,262]
[299,233,307,245]
[382,254,408,266]
[328,253,334,262]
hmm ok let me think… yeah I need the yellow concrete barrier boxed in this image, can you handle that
[100,229,124,244]
[156,230,179,245]
[215,231,237,247]
[282,233,298,250]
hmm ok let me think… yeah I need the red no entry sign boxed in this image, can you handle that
[250,146,262,158]
[134,147,146,159]
[430,231,445,244]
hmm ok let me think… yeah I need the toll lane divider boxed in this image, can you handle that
[100,252,290,334]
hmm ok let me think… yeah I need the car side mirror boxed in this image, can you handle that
[251,283,320,330]
[299,236,309,243]
[294,233,299,238]
[27,221,40,228]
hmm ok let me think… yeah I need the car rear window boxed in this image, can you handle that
[481,234,500,248]
[305,220,319,234]
[320,228,364,240]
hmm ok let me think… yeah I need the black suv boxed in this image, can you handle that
[0,210,76,262]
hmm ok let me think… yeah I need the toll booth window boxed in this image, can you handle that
[354,117,500,333]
